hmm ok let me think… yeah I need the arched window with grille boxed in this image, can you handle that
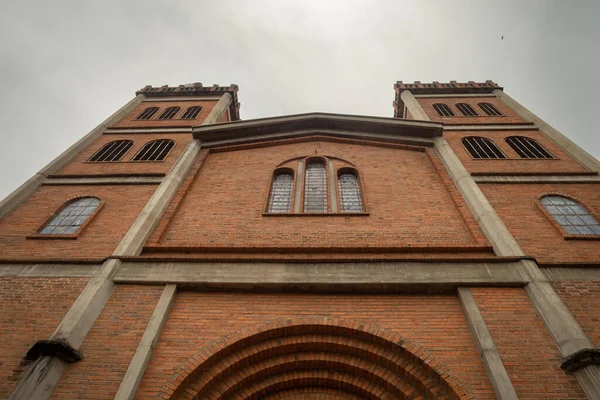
[267,169,294,213]
[88,140,133,162]
[461,137,507,159]
[432,103,454,117]
[338,169,364,212]
[505,136,554,159]
[157,106,181,120]
[541,195,600,235]
[131,139,174,161]
[180,106,203,120]
[456,103,478,116]
[303,158,328,213]
[38,197,101,235]
[135,107,159,120]
[478,102,503,116]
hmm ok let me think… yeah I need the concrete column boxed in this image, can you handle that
[494,89,600,173]
[114,284,177,400]
[458,288,518,400]
[400,90,431,121]
[10,93,233,400]
[328,159,338,212]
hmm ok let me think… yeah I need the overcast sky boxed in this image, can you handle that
[1,0,599,200]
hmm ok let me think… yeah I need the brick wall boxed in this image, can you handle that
[112,100,218,128]
[553,281,600,346]
[417,96,525,124]
[481,183,600,264]
[0,277,87,398]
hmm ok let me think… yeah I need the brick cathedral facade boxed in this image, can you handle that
[1,81,599,399]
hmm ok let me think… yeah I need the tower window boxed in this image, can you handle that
[131,139,174,161]
[462,137,507,159]
[456,103,478,116]
[433,104,455,117]
[505,136,554,159]
[180,106,203,120]
[541,196,600,235]
[88,140,133,162]
[478,102,503,116]
[338,170,364,212]
[157,106,181,120]
[135,107,159,120]
[303,159,328,213]
[267,170,294,213]
[38,197,101,235]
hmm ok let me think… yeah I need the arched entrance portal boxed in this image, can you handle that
[158,317,475,399]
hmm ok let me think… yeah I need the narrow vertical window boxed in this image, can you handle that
[541,195,600,235]
[180,106,203,120]
[338,170,364,212]
[38,197,101,235]
[433,104,454,117]
[505,136,554,159]
[135,107,159,120]
[478,103,503,116]
[304,159,328,213]
[456,103,478,116]
[131,139,174,161]
[268,170,294,213]
[157,106,181,120]
[462,137,507,159]
[88,140,133,162]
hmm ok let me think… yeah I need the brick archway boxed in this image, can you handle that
[157,316,475,400]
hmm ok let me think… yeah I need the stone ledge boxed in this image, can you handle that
[25,340,83,363]
[561,348,600,373]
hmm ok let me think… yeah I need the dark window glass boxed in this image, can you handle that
[462,137,507,159]
[135,107,159,120]
[456,103,478,116]
[338,172,363,212]
[157,106,181,120]
[541,196,600,235]
[38,197,100,235]
[478,102,503,116]
[268,172,294,213]
[88,140,133,162]
[304,160,327,213]
[505,136,554,159]
[433,104,454,117]
[180,106,203,120]
[131,139,174,161]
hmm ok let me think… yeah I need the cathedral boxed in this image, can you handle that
[0,80,599,399]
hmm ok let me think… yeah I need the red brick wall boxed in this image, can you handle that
[0,277,87,398]
[0,185,158,262]
[481,183,600,264]
[51,285,163,400]
[58,134,192,176]
[135,293,495,400]
[444,129,589,175]
[553,281,600,346]
[417,96,526,124]
[471,287,586,399]
[113,100,218,128]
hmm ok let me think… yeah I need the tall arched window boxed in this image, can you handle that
[180,106,203,120]
[304,159,328,213]
[478,103,503,116]
[338,170,364,212]
[132,139,174,161]
[38,197,101,235]
[88,140,133,162]
[267,170,294,213]
[456,103,478,116]
[135,107,159,120]
[505,136,554,159]
[157,106,181,120]
[433,104,454,117]
[462,137,507,159]
[541,195,600,235]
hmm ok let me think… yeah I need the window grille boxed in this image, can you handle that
[135,107,159,120]
[88,140,133,162]
[38,197,100,235]
[456,103,478,116]
[304,160,328,213]
[541,196,600,235]
[157,106,181,120]
[131,139,174,161]
[268,172,294,213]
[505,136,554,159]
[433,104,454,117]
[180,106,202,120]
[338,172,363,212]
[462,137,507,159]
[478,103,503,116]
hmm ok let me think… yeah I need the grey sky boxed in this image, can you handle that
[1,0,599,200]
